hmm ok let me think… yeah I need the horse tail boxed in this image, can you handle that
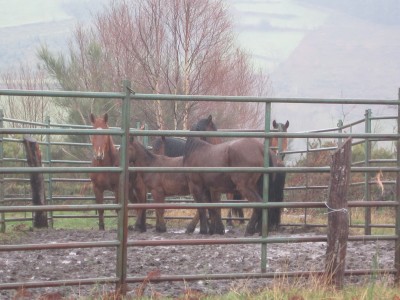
[256,157,286,230]
[231,192,244,222]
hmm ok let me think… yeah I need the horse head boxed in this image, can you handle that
[193,115,220,144]
[271,120,289,157]
[127,135,139,163]
[90,113,111,161]
[272,120,289,133]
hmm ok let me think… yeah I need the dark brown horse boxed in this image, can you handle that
[183,129,285,236]
[153,118,288,232]
[89,113,120,230]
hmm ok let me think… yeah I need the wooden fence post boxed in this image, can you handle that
[324,137,352,288]
[23,136,48,228]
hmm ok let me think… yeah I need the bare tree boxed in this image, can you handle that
[38,0,271,130]
[1,65,51,128]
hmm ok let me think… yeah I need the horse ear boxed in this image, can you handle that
[272,120,277,129]
[90,113,95,124]
[285,120,289,129]
[103,113,108,124]
[207,115,212,123]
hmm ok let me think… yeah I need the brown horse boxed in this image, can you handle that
[130,115,219,232]
[183,129,285,236]
[153,118,288,232]
[225,119,289,226]
[127,136,189,232]
[271,120,289,157]
[89,113,120,230]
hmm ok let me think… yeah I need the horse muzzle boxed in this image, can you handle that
[93,151,105,161]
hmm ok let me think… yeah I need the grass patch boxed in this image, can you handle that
[0,210,146,235]
[69,279,400,299]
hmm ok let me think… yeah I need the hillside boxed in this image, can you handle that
[271,8,400,100]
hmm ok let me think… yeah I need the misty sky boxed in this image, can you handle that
[0,0,398,149]
[0,0,327,72]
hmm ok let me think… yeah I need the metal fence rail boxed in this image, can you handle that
[0,83,399,295]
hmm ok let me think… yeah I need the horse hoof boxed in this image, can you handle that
[134,226,146,233]
[185,224,196,234]
[156,226,167,233]
[244,229,255,236]
[211,227,225,235]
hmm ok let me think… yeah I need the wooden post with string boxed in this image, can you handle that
[324,137,351,288]
[23,136,48,228]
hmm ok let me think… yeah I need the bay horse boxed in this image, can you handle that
[89,113,120,230]
[153,119,288,230]
[131,115,219,232]
[183,128,286,236]
[126,136,190,232]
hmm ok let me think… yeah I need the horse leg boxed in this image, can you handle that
[129,175,147,232]
[236,207,245,224]
[245,208,260,236]
[186,184,209,234]
[152,191,167,233]
[93,187,105,231]
[234,192,245,224]
[134,183,147,232]
[186,210,200,234]
[226,193,234,227]
[198,207,209,235]
[226,208,233,228]
[226,192,245,227]
[236,183,263,236]
[208,191,224,235]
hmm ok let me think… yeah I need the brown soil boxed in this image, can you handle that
[0,224,395,299]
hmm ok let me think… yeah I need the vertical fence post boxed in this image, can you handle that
[324,137,351,288]
[395,88,400,283]
[304,137,310,226]
[364,109,372,236]
[45,116,53,228]
[0,109,5,233]
[116,80,131,295]
[261,101,271,273]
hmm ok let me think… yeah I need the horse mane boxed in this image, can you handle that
[193,115,218,135]
[183,115,217,162]
[131,138,157,164]
[183,136,209,163]
[152,137,186,157]
[108,135,119,166]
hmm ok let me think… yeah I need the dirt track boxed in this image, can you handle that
[0,225,395,299]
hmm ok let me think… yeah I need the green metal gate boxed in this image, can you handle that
[0,82,399,295]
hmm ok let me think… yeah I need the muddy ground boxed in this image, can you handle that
[0,223,395,299]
